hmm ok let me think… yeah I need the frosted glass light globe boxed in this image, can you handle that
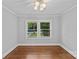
[35,1,40,6]
[40,7,44,11]
[41,3,46,8]
[34,6,38,10]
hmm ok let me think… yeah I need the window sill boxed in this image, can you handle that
[25,37,52,39]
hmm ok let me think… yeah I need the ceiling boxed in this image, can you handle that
[2,0,77,16]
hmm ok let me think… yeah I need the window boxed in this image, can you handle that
[25,20,52,38]
[27,22,37,37]
[40,22,50,37]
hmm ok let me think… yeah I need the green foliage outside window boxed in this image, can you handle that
[27,22,50,37]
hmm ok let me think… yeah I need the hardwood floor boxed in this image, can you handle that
[4,46,76,59]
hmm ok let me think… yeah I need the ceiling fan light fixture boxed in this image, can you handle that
[34,0,47,11]
[35,1,40,7]
[34,6,38,10]
[43,0,48,3]
[40,7,44,11]
[40,3,46,8]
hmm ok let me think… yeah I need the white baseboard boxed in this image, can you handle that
[60,44,77,58]
[3,45,17,58]
[18,43,60,46]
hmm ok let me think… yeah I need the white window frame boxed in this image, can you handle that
[25,19,52,39]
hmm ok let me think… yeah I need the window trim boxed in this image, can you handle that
[25,20,52,39]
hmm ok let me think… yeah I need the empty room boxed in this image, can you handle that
[2,0,77,59]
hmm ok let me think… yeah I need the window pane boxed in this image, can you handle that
[40,30,50,36]
[28,22,37,29]
[27,22,37,38]
[28,32,37,37]
[40,22,50,29]
[28,29,37,32]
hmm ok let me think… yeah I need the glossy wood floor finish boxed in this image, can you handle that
[4,46,76,59]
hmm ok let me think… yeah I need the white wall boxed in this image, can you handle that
[62,7,77,56]
[18,15,62,44]
[2,7,18,57]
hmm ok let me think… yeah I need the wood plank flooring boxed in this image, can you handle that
[3,46,76,59]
